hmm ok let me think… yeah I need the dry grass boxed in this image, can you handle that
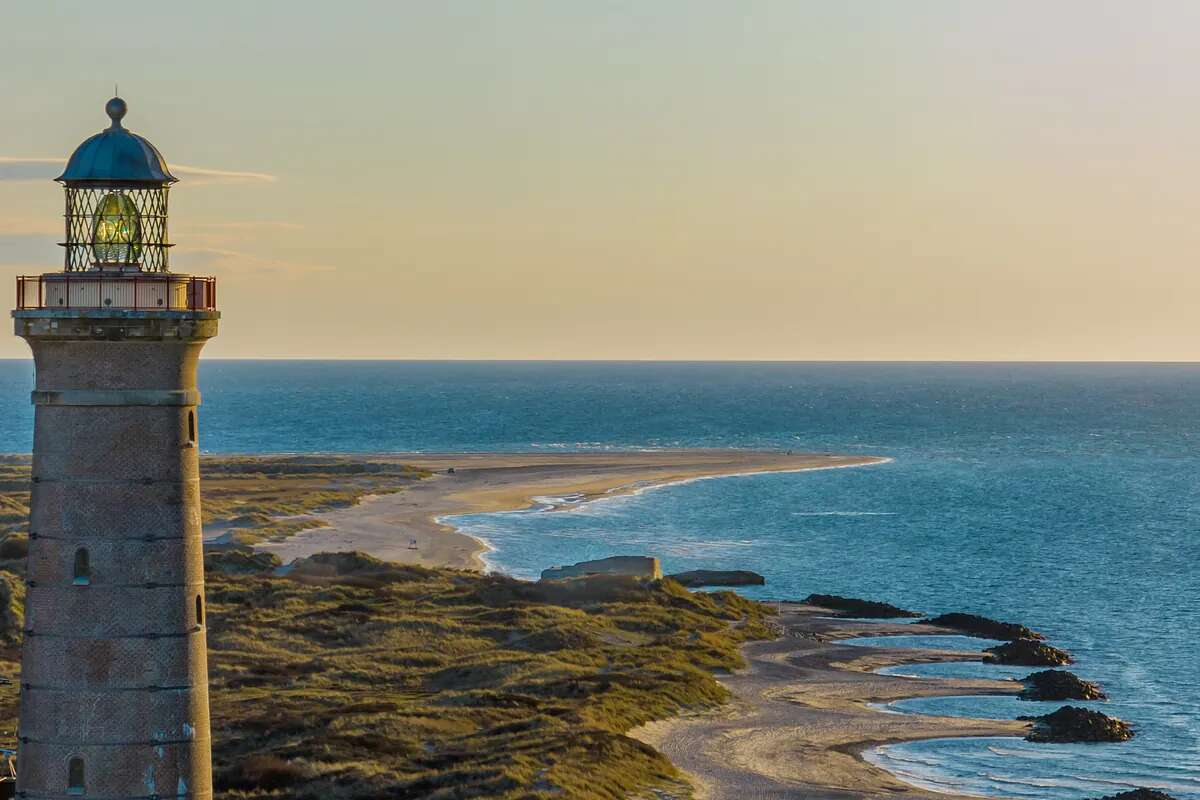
[200,456,432,545]
[204,561,770,799]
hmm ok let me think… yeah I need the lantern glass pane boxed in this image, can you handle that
[91,192,142,265]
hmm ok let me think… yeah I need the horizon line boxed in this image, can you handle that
[0,357,1197,365]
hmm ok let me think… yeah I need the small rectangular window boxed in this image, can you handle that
[67,756,85,794]
[73,549,90,586]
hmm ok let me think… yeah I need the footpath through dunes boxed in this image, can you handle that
[250,451,886,569]
[632,605,1031,800]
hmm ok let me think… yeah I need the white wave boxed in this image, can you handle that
[985,745,1061,760]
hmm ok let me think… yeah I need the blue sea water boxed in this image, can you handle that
[0,360,1196,797]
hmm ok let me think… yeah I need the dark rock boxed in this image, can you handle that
[1019,705,1133,742]
[205,549,282,575]
[668,570,765,588]
[1089,790,1177,800]
[541,556,662,581]
[921,612,1042,641]
[801,594,922,619]
[1020,669,1106,701]
[984,638,1072,666]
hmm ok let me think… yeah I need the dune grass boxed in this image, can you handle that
[204,562,771,799]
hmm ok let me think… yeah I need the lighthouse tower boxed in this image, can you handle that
[12,98,217,799]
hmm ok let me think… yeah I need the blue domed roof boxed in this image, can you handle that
[56,98,177,185]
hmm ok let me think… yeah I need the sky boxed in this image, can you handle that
[1,1,1198,360]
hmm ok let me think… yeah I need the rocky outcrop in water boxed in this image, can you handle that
[801,594,921,618]
[1019,705,1133,742]
[921,612,1042,641]
[541,556,662,582]
[1089,791,1177,800]
[668,570,765,588]
[1020,669,1106,701]
[984,638,1072,666]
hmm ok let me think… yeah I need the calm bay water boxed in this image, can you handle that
[0,360,1196,797]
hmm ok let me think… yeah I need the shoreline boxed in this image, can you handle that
[631,607,1028,800]
[251,450,888,570]
[451,456,895,575]
[223,451,1048,798]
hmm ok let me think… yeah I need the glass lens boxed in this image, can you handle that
[91,192,142,265]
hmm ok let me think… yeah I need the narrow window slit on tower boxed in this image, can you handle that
[73,548,90,586]
[195,595,204,626]
[67,756,85,794]
[187,410,196,444]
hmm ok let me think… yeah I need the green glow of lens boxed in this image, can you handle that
[91,192,142,265]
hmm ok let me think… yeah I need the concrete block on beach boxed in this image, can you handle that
[540,555,662,581]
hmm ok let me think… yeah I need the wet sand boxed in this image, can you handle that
[631,605,1028,799]
[256,450,886,569]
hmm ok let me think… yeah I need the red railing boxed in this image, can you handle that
[16,275,217,311]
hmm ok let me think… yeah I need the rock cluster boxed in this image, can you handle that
[801,594,921,618]
[984,638,1072,666]
[1020,669,1106,701]
[921,612,1042,641]
[1019,705,1133,742]
[1090,791,1177,800]
[668,570,765,588]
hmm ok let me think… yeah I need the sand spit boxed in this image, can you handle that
[256,451,886,569]
[631,606,1030,800]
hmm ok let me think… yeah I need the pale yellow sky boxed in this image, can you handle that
[1,1,1198,359]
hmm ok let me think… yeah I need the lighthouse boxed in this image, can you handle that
[12,98,217,798]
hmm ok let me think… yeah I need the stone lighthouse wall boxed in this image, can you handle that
[14,309,218,800]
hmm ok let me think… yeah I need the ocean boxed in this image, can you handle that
[0,360,1196,798]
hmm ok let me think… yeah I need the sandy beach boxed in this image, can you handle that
[255,450,886,570]
[248,451,1031,799]
[632,606,1029,800]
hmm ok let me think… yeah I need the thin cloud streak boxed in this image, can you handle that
[173,246,330,275]
[0,157,277,184]
[169,165,278,184]
[182,221,303,232]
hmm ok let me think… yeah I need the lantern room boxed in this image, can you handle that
[16,97,216,312]
[56,96,176,272]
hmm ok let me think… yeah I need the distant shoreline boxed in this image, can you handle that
[252,450,889,570]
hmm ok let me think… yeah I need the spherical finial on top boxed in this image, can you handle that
[105,97,127,129]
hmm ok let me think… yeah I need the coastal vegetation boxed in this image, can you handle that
[205,555,772,799]
[200,456,432,545]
